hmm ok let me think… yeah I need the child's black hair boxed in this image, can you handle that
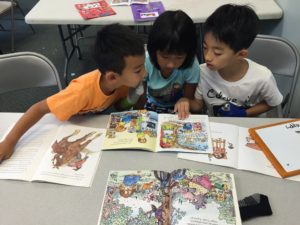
[147,10,197,69]
[93,23,145,75]
[203,4,259,52]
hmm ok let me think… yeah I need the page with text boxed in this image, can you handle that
[0,123,58,181]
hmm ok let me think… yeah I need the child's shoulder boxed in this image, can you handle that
[246,58,272,77]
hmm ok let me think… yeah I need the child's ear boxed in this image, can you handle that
[237,49,248,58]
[105,71,120,83]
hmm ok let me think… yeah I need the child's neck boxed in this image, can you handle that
[218,59,248,82]
[100,74,116,96]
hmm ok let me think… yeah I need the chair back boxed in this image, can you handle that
[248,34,300,117]
[0,52,62,111]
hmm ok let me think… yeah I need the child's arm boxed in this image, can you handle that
[0,100,50,162]
[246,101,274,117]
[174,83,198,119]
[217,101,274,117]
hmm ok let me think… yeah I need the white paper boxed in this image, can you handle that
[255,121,300,172]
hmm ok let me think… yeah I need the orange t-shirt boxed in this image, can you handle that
[47,70,128,121]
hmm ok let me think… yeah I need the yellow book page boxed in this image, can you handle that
[102,110,157,152]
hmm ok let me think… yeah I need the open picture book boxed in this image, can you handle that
[178,122,300,182]
[0,115,105,187]
[249,119,300,178]
[102,110,213,154]
[97,169,241,225]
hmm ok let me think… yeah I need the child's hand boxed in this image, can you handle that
[174,98,190,119]
[0,140,15,163]
[217,102,247,117]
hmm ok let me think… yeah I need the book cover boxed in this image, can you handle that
[75,0,116,20]
[98,169,241,225]
[0,116,105,187]
[102,110,213,154]
[178,122,300,182]
[131,1,165,22]
[111,0,149,6]
[248,119,300,178]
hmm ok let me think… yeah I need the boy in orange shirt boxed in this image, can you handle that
[0,24,146,162]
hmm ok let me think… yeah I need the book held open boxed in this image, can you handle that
[0,115,105,187]
[102,110,213,154]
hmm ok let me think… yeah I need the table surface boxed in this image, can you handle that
[0,113,299,225]
[25,0,283,25]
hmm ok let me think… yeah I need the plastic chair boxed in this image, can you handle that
[0,52,62,112]
[248,34,300,118]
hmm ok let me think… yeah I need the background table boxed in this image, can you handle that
[25,0,283,25]
[0,113,299,225]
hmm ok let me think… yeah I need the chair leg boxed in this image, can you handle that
[14,0,35,34]
[11,1,15,52]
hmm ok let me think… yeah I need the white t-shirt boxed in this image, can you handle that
[195,59,283,116]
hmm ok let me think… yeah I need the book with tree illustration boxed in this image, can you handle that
[102,110,213,154]
[178,122,300,182]
[97,169,241,225]
[0,115,105,187]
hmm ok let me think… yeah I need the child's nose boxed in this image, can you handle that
[166,61,176,69]
[204,51,212,62]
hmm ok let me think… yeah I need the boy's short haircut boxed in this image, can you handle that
[203,4,259,52]
[93,23,145,75]
[147,10,198,69]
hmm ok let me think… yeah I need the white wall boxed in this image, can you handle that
[260,0,300,117]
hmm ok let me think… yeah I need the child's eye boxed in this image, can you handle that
[214,51,222,56]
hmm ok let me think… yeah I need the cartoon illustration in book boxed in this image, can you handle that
[245,135,261,151]
[159,121,209,151]
[51,129,101,170]
[209,138,227,160]
[105,110,158,144]
[100,169,238,225]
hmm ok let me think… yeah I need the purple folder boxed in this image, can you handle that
[131,1,165,22]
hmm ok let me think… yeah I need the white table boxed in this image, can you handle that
[25,0,283,25]
[0,113,299,225]
[24,0,283,85]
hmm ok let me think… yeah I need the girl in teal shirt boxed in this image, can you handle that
[141,10,200,118]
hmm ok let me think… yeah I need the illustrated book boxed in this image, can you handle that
[0,115,105,187]
[97,169,241,225]
[75,0,116,20]
[131,1,165,22]
[248,119,300,178]
[102,110,213,154]
[111,0,149,6]
[178,122,300,182]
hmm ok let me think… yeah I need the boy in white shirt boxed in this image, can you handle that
[180,4,282,117]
